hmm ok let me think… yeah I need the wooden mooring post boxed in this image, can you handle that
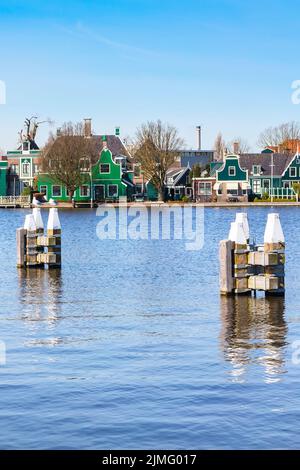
[16,228,26,268]
[219,212,285,296]
[16,208,62,270]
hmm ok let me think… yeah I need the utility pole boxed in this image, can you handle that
[271,152,274,202]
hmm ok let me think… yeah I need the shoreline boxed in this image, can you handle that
[1,201,299,209]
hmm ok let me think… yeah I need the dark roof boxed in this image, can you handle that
[239,153,294,176]
[17,139,39,151]
[166,166,190,185]
[166,167,183,179]
[30,139,39,150]
[93,135,130,158]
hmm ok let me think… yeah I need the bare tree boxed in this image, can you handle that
[41,122,99,201]
[134,120,184,201]
[214,132,225,161]
[258,121,300,153]
[22,116,53,142]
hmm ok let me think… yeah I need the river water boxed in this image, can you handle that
[0,206,299,449]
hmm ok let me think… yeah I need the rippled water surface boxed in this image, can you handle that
[0,206,300,449]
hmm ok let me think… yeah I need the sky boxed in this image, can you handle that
[0,0,300,152]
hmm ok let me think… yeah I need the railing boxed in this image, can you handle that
[0,196,31,206]
[269,188,296,199]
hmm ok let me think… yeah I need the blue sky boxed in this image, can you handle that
[0,0,300,151]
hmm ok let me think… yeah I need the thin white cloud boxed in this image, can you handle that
[59,21,160,58]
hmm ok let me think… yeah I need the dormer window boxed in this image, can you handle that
[253,165,261,175]
[229,166,236,176]
[80,158,90,171]
[22,141,29,152]
[289,167,297,177]
[115,156,126,170]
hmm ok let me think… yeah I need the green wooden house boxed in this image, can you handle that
[196,152,297,201]
[238,152,295,198]
[278,152,300,191]
[37,146,134,203]
[6,140,41,195]
[212,155,250,201]
[0,161,8,196]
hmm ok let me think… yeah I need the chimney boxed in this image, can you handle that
[233,141,240,154]
[84,118,92,138]
[56,127,62,137]
[196,126,201,151]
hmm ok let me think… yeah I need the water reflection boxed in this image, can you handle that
[220,295,288,383]
[18,269,62,326]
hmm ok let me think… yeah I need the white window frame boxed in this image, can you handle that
[80,185,90,197]
[228,166,236,177]
[22,142,30,152]
[107,184,118,198]
[100,163,110,174]
[253,165,261,176]
[40,185,48,198]
[290,167,297,177]
[52,185,62,197]
[198,182,212,195]
[253,179,261,194]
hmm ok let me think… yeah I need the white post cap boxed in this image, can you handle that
[228,221,247,244]
[228,222,236,241]
[264,213,285,243]
[47,208,61,230]
[24,214,37,231]
[236,212,250,240]
[32,207,44,230]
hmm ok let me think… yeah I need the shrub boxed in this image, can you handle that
[253,197,296,203]
[21,187,31,196]
[262,191,269,200]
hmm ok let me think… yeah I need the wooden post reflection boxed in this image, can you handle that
[220,295,287,383]
[18,269,62,324]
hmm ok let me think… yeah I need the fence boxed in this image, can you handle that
[269,188,296,200]
[0,196,31,207]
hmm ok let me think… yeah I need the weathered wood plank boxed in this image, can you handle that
[16,228,26,268]
[219,240,234,295]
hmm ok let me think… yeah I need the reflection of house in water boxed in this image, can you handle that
[220,296,288,383]
[18,269,62,326]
